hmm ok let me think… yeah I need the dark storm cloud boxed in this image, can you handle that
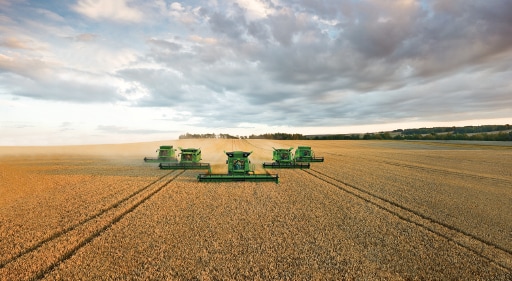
[247,21,271,43]
[2,0,511,133]
[208,6,247,40]
[133,0,512,128]
[343,0,512,77]
[267,8,301,46]
[291,0,343,19]
[116,67,193,106]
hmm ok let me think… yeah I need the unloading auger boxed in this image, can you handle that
[262,147,310,169]
[159,147,211,172]
[198,151,278,183]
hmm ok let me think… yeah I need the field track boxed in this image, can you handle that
[302,167,512,272]
[0,169,184,280]
[0,139,511,280]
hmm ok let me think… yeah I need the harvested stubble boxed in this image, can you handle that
[1,140,511,280]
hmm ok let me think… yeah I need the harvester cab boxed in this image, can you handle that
[144,145,178,163]
[226,151,253,175]
[294,146,324,162]
[263,147,310,169]
[198,151,278,183]
[159,147,211,172]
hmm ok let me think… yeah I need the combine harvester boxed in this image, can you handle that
[144,145,177,163]
[198,151,279,183]
[262,147,310,169]
[159,147,211,172]
[294,146,324,162]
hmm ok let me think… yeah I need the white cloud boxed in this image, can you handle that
[235,0,275,20]
[170,2,184,12]
[0,53,58,80]
[0,37,33,49]
[0,0,511,145]
[166,1,201,26]
[189,35,218,45]
[72,0,143,23]
[116,80,150,103]
[35,8,65,22]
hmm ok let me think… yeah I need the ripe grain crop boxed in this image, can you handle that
[0,149,176,280]
[0,140,511,280]
[304,141,512,252]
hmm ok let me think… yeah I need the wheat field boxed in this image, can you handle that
[0,139,511,280]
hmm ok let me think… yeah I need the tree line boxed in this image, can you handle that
[341,132,512,141]
[179,133,239,139]
[392,132,512,141]
[179,132,308,140]
[396,124,511,135]
[179,124,511,141]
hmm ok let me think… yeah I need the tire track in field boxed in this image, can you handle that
[241,139,260,149]
[0,170,184,281]
[374,150,505,166]
[241,139,272,151]
[0,171,176,268]
[377,159,512,186]
[302,168,512,272]
[231,139,238,151]
[324,151,511,186]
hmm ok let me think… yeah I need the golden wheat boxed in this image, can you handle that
[0,140,511,280]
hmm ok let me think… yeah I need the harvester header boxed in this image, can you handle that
[159,147,211,172]
[144,145,177,163]
[263,147,310,169]
[198,151,278,183]
[294,146,324,162]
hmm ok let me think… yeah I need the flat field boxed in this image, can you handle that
[0,140,511,280]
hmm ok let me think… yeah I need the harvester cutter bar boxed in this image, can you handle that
[144,157,178,163]
[295,157,324,162]
[144,157,160,163]
[159,162,211,171]
[197,173,279,183]
[262,162,310,169]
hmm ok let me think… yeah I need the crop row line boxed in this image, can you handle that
[302,168,512,272]
[0,170,184,281]
[241,139,271,151]
[0,171,175,268]
[323,151,510,185]
[378,159,511,185]
[374,150,503,166]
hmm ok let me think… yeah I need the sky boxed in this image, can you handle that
[1,0,511,145]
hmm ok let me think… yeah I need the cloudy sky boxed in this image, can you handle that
[1,0,511,145]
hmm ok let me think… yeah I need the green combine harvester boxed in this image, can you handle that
[144,145,177,163]
[262,147,310,169]
[294,146,324,162]
[159,147,211,172]
[198,151,279,183]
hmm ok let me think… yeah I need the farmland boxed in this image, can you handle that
[0,139,511,280]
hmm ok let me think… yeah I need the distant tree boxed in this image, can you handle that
[381,132,392,139]
[181,124,511,141]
